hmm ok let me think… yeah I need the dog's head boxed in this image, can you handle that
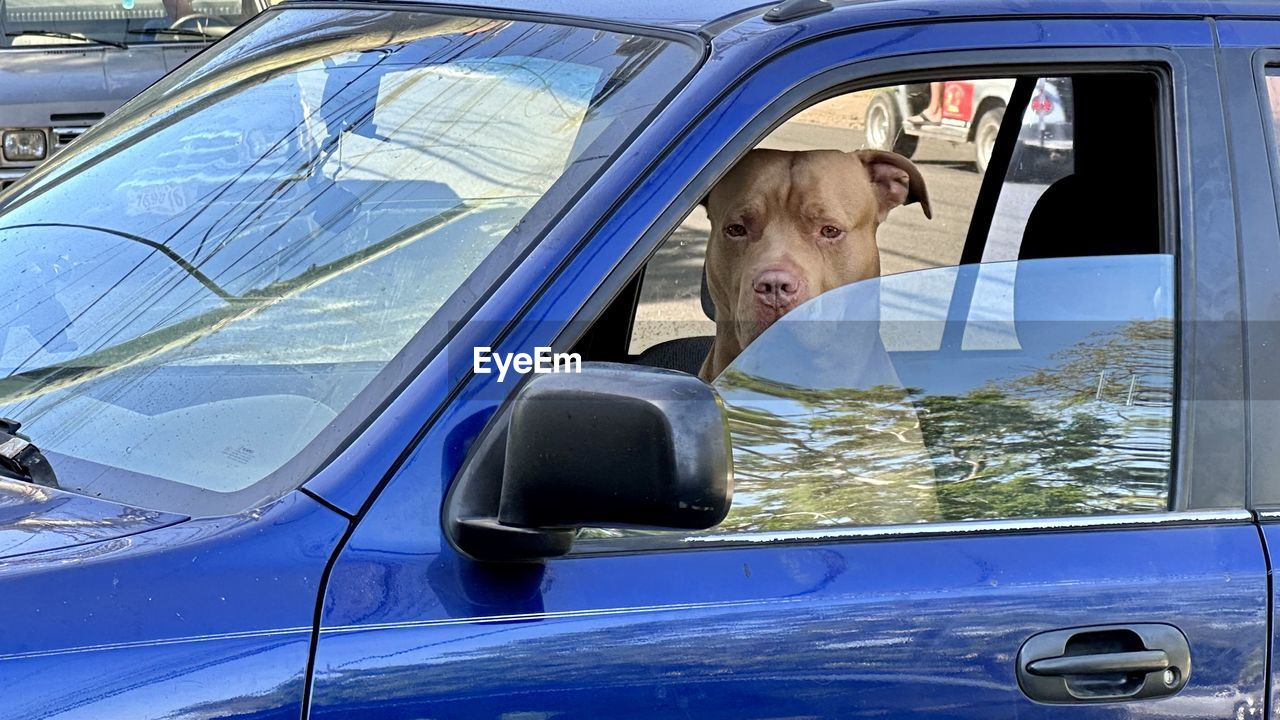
[703,148,931,354]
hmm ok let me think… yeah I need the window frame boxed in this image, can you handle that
[1227,43,1280,512]
[553,47,1242,553]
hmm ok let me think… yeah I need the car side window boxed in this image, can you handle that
[631,76,1081,355]
[598,69,1172,540]
[710,255,1173,534]
[1262,69,1280,169]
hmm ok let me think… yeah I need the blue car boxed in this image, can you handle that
[0,0,1277,717]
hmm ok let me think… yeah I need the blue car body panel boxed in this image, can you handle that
[0,491,347,719]
[0,478,186,559]
[1217,24,1280,717]
[314,512,1266,717]
[0,1,1272,718]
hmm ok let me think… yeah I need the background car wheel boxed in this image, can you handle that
[973,105,1004,174]
[864,93,918,158]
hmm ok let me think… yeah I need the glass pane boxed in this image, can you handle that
[1266,71,1280,154]
[710,254,1174,535]
[628,79,1000,355]
[0,8,696,514]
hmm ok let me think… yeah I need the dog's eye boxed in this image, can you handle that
[820,225,844,239]
[724,223,748,238]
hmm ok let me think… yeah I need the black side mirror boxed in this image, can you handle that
[444,363,733,562]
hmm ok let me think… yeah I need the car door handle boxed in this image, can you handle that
[1017,624,1190,704]
[1026,649,1169,677]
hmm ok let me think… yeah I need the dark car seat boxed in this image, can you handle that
[633,268,716,374]
[1019,174,1159,260]
[1018,74,1162,261]
[634,335,715,373]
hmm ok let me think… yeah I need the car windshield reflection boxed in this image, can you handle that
[0,8,697,515]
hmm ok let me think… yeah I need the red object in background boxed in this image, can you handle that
[941,81,974,121]
[1031,93,1054,115]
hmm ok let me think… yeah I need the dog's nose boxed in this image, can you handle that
[753,269,801,307]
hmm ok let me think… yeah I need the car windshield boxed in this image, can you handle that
[0,7,697,515]
[0,0,262,46]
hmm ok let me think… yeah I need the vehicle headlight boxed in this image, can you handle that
[3,130,47,162]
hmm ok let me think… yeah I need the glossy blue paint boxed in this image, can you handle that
[0,477,186,560]
[1261,524,1280,720]
[291,0,1280,34]
[0,491,347,719]
[1217,17,1280,48]
[1221,13,1280,720]
[314,517,1267,717]
[0,3,1270,720]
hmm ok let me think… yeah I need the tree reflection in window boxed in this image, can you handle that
[716,316,1172,535]
[711,317,1173,534]
[572,257,1175,544]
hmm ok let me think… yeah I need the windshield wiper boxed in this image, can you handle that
[125,27,213,40]
[0,418,58,488]
[5,30,126,49]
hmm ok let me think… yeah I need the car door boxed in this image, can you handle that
[1219,19,1280,720]
[307,14,1266,719]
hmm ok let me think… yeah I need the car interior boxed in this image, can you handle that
[555,69,1176,535]
[568,70,1167,379]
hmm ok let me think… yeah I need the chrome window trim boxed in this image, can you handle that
[571,510,1253,555]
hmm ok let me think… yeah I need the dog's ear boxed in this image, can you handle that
[852,149,932,221]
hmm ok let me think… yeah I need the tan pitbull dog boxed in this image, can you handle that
[698,148,932,382]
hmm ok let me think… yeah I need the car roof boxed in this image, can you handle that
[284,0,1280,34]
[281,0,765,31]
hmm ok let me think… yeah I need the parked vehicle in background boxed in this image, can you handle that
[865,77,1072,174]
[0,0,276,191]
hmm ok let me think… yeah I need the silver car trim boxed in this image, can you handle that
[573,509,1253,554]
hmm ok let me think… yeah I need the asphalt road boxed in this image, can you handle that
[631,121,986,353]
